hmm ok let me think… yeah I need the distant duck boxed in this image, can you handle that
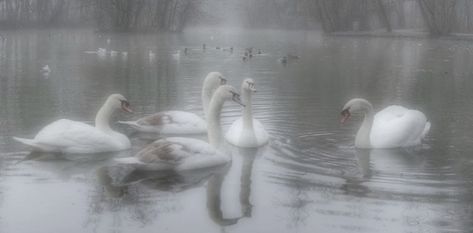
[279,56,287,64]
[121,51,128,58]
[340,98,431,148]
[14,94,133,154]
[172,50,180,60]
[257,49,262,54]
[110,50,118,57]
[287,54,300,60]
[148,50,156,61]
[225,79,269,147]
[97,48,107,57]
[41,65,51,75]
[118,72,227,134]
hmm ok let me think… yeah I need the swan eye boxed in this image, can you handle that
[220,77,227,84]
[120,100,129,107]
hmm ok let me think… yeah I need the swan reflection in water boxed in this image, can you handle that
[342,147,427,197]
[96,145,264,228]
[207,146,263,226]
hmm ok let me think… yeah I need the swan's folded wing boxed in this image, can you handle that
[134,137,227,171]
[371,107,428,147]
[34,119,118,152]
[136,111,206,134]
[137,111,203,126]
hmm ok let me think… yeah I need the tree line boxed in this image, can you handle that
[0,0,472,36]
[0,0,198,31]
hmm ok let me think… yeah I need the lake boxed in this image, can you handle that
[1,28,473,233]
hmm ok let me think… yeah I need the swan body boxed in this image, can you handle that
[341,98,431,148]
[119,72,226,134]
[14,94,132,154]
[225,79,269,147]
[116,137,229,171]
[116,85,244,171]
[119,111,206,134]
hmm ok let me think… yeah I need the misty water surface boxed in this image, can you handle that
[1,28,473,233]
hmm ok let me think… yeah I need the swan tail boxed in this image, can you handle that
[13,137,52,151]
[421,121,431,139]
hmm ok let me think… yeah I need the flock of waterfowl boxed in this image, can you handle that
[13,67,431,172]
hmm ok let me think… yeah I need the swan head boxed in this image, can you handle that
[242,78,256,92]
[107,94,133,113]
[214,85,245,107]
[340,98,372,123]
[204,72,227,91]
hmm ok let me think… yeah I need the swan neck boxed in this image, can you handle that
[207,94,225,148]
[202,86,217,118]
[95,100,114,132]
[356,109,374,148]
[242,90,254,130]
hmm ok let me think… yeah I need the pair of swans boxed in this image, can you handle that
[118,76,269,148]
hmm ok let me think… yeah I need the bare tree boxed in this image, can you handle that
[417,0,456,35]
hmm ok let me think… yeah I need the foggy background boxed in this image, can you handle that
[0,0,470,35]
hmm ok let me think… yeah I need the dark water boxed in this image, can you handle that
[1,28,473,233]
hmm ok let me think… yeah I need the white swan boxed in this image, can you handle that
[341,98,431,148]
[14,94,133,154]
[116,85,244,171]
[118,72,226,134]
[225,78,269,147]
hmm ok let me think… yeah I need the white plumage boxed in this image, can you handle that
[370,105,430,148]
[225,78,269,147]
[14,94,132,154]
[119,72,226,134]
[341,98,430,148]
[119,111,206,134]
[116,85,244,171]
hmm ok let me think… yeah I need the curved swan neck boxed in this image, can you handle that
[207,93,225,148]
[355,104,374,148]
[242,89,254,130]
[95,100,115,132]
[202,86,218,118]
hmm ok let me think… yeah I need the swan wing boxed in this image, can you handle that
[370,106,429,148]
[134,137,229,171]
[135,111,206,134]
[32,119,121,153]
